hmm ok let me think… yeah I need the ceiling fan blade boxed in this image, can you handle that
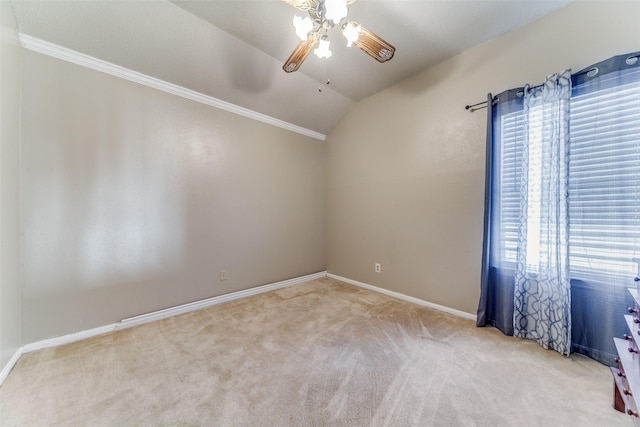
[351,23,395,63]
[282,0,356,11]
[281,0,315,11]
[283,32,320,73]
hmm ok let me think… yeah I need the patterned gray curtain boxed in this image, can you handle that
[513,70,572,355]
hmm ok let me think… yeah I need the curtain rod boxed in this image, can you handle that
[465,100,487,112]
[466,80,549,113]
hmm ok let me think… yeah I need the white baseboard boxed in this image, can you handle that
[2,271,475,386]
[327,273,477,322]
[1,271,326,386]
[21,324,119,354]
[117,271,327,329]
[0,348,23,386]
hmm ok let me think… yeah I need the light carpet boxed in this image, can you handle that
[0,277,627,426]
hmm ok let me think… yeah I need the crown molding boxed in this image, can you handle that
[18,33,326,141]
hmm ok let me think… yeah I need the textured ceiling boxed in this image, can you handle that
[11,0,571,136]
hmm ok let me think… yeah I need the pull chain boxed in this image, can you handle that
[318,78,331,92]
[318,60,331,93]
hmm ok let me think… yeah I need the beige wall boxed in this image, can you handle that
[11,0,640,346]
[0,2,22,368]
[21,52,325,343]
[325,1,640,315]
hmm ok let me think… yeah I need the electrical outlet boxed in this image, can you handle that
[375,263,381,273]
[220,270,227,281]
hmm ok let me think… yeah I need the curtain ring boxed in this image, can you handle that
[586,67,599,78]
[626,55,639,66]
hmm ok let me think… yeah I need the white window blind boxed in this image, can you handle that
[568,69,640,282]
[498,110,524,265]
[496,67,640,283]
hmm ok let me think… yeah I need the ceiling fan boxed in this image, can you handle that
[282,0,395,73]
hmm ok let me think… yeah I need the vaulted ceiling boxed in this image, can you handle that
[11,0,571,136]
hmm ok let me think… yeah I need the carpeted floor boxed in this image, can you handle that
[0,277,628,426]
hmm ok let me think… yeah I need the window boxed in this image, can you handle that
[494,66,640,284]
[568,68,640,282]
[497,109,524,266]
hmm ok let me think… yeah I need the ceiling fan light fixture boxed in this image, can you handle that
[342,21,361,47]
[314,38,332,58]
[293,15,313,41]
[324,0,348,24]
[282,0,394,72]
